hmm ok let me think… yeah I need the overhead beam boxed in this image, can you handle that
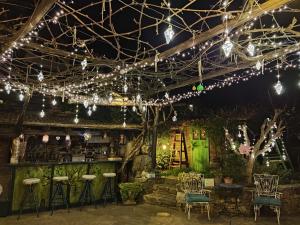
[158,44,300,92]
[133,0,294,70]
[1,0,57,54]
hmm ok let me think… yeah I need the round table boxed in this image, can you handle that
[216,183,244,216]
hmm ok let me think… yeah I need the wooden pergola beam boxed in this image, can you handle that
[1,0,57,54]
[158,44,300,92]
[133,0,294,70]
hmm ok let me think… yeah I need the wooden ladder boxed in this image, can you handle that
[169,129,189,168]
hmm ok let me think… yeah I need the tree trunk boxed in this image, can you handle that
[246,157,255,184]
[151,107,160,169]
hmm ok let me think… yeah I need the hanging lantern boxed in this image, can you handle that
[108,93,113,103]
[56,136,61,141]
[52,98,57,106]
[222,37,233,57]
[87,107,92,116]
[247,42,255,56]
[122,121,126,128]
[188,104,193,111]
[19,92,24,101]
[274,80,283,95]
[136,93,141,102]
[132,105,137,112]
[4,83,11,94]
[37,71,44,82]
[83,100,89,108]
[74,116,79,124]
[164,25,174,44]
[197,84,204,91]
[172,111,177,122]
[192,86,196,91]
[81,58,87,70]
[42,134,49,143]
[39,109,45,118]
[65,134,71,141]
[92,104,97,111]
[123,83,128,93]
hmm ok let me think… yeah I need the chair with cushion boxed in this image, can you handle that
[179,172,211,220]
[253,174,282,224]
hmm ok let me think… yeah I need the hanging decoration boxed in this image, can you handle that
[74,104,79,124]
[121,105,127,128]
[196,84,204,91]
[40,94,46,118]
[108,93,113,103]
[42,134,49,143]
[51,98,57,106]
[247,42,255,56]
[37,71,44,82]
[222,37,234,57]
[164,25,174,44]
[5,83,12,94]
[172,111,177,122]
[83,100,89,108]
[18,92,24,101]
[274,68,283,95]
[65,134,71,141]
[81,58,87,70]
[92,104,97,112]
[87,107,92,116]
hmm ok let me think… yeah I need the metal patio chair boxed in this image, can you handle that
[179,172,211,220]
[253,174,282,224]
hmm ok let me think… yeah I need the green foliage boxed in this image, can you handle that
[156,151,170,170]
[221,153,246,182]
[118,182,143,202]
[160,167,193,177]
[254,162,293,184]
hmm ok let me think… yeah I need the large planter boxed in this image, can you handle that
[119,182,143,205]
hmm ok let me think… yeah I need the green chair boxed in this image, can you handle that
[253,174,282,224]
[179,172,211,220]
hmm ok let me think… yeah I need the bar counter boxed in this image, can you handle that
[5,159,122,213]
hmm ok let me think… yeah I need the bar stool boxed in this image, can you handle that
[102,172,117,206]
[50,176,69,215]
[18,178,40,219]
[79,174,97,209]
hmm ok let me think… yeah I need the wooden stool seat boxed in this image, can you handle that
[53,176,69,182]
[103,173,116,178]
[82,175,96,180]
[23,178,40,185]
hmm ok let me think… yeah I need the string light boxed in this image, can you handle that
[40,94,46,118]
[87,107,92,116]
[74,104,79,124]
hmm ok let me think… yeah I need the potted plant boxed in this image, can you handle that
[222,153,246,184]
[118,182,143,205]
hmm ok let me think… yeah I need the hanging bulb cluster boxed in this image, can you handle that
[40,94,46,118]
[74,104,79,124]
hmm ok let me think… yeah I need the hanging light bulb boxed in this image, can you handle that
[51,98,57,106]
[247,42,255,56]
[40,109,45,118]
[74,116,79,124]
[164,24,174,44]
[282,153,287,161]
[165,92,169,99]
[19,92,24,101]
[87,107,92,116]
[81,58,87,70]
[132,105,137,112]
[55,136,61,141]
[266,159,270,167]
[92,104,97,111]
[142,105,146,112]
[123,83,128,93]
[122,121,126,128]
[222,37,233,57]
[83,100,89,108]
[37,71,44,82]
[172,111,177,122]
[274,80,283,95]
[4,83,11,94]
[188,104,193,111]
[42,134,49,143]
[108,93,113,103]
[65,134,70,141]
[256,60,262,70]
[238,131,242,138]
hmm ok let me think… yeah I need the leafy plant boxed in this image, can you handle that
[221,152,246,182]
[160,167,192,177]
[118,182,143,203]
[156,152,170,170]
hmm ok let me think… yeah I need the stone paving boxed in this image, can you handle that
[0,204,299,225]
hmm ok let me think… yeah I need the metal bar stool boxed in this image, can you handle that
[50,176,69,215]
[18,178,40,219]
[79,174,97,209]
[102,172,117,206]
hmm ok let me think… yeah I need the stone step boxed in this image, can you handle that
[143,193,177,207]
[153,184,178,195]
[161,176,178,186]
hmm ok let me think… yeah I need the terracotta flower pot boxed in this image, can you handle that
[224,177,233,184]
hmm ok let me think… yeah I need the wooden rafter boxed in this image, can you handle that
[1,0,57,54]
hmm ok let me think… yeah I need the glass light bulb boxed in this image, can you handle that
[164,25,174,44]
[132,105,137,112]
[136,93,141,102]
[122,121,126,128]
[81,58,87,70]
[83,100,89,108]
[222,37,233,57]
[108,94,113,103]
[274,80,283,95]
[123,83,128,93]
[165,92,169,98]
[256,60,262,70]
[5,83,11,94]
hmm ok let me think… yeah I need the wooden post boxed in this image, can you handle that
[151,106,160,169]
